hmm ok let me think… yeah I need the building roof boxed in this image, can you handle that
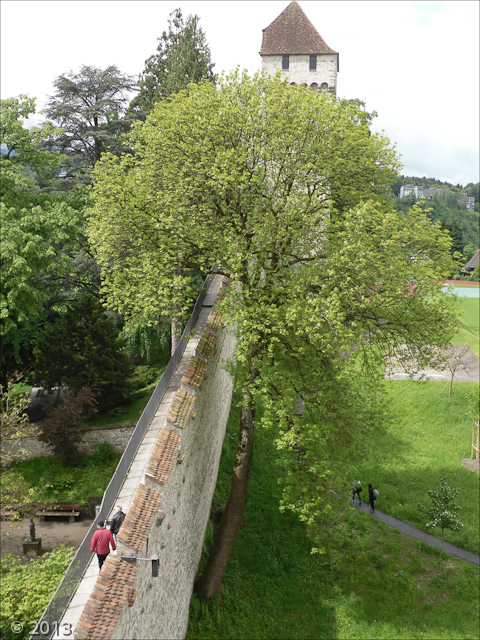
[464,249,480,271]
[260,1,338,57]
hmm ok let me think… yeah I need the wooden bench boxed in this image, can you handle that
[0,509,20,520]
[35,503,81,522]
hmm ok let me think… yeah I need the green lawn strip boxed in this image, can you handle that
[85,388,154,426]
[187,388,479,640]
[452,297,479,356]
[354,380,479,554]
[1,455,120,505]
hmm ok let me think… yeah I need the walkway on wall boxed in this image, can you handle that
[350,501,480,566]
[50,274,225,640]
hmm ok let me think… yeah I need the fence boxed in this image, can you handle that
[472,419,479,462]
[31,275,215,640]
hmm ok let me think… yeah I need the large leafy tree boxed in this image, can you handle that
[0,95,83,378]
[43,65,136,187]
[88,72,459,598]
[127,8,215,350]
[128,7,215,119]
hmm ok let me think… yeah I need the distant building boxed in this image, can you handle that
[260,1,339,95]
[464,196,475,212]
[399,184,442,200]
[461,249,480,275]
[399,184,475,211]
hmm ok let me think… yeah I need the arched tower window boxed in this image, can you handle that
[310,83,318,92]
[320,82,329,92]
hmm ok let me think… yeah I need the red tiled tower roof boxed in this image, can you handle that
[260,1,337,56]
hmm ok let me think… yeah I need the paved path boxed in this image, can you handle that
[350,500,480,566]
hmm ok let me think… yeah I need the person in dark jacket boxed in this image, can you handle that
[110,505,126,544]
[90,521,115,569]
[368,484,377,512]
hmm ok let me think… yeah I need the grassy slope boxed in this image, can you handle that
[355,381,479,554]
[187,382,479,640]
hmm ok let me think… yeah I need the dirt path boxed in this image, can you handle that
[386,345,479,382]
[1,517,94,558]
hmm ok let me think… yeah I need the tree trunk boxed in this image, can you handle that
[171,314,182,355]
[195,359,258,600]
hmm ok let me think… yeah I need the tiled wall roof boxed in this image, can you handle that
[74,556,137,640]
[195,329,218,360]
[206,308,223,334]
[260,1,337,55]
[145,426,182,486]
[117,483,161,553]
[167,389,196,430]
[181,356,207,395]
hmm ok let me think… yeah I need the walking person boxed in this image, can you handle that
[110,505,126,544]
[90,521,116,569]
[351,480,362,505]
[368,483,379,513]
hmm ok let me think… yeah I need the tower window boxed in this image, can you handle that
[310,55,317,70]
[282,55,289,70]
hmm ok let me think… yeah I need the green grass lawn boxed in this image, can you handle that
[452,297,479,356]
[187,381,479,640]
[353,380,479,554]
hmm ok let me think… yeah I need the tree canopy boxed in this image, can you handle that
[1,95,84,377]
[88,71,459,598]
[128,7,215,118]
[43,65,136,187]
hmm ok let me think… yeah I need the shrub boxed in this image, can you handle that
[0,546,75,640]
[38,388,97,467]
[91,442,114,466]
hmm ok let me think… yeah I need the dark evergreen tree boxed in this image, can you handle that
[128,8,215,119]
[440,218,464,255]
[33,295,133,412]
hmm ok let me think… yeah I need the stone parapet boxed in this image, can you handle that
[74,279,236,640]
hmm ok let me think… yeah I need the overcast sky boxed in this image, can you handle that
[1,0,479,186]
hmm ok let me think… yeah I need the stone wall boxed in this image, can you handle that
[1,424,136,461]
[73,298,236,640]
[112,325,235,640]
[262,53,338,93]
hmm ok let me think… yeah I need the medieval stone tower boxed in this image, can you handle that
[260,1,339,95]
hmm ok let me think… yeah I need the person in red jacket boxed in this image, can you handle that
[90,521,116,569]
